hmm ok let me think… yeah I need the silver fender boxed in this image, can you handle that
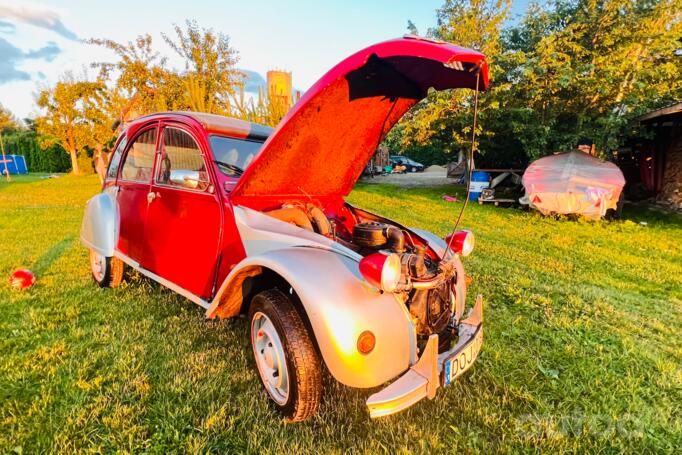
[80,188,119,257]
[209,247,416,388]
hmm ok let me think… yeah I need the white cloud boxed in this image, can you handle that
[0,2,78,40]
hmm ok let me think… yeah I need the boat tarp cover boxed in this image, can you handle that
[521,151,626,220]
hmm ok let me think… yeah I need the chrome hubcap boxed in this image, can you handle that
[89,250,106,282]
[251,312,289,405]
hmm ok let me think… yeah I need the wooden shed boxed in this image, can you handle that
[617,102,682,209]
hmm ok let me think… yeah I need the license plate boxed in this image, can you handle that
[443,327,483,385]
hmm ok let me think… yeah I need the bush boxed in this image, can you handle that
[2,129,71,173]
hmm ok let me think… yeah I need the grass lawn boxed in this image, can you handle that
[1,174,681,453]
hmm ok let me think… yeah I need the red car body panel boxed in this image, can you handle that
[142,121,224,298]
[110,116,254,299]
[231,37,488,202]
[115,122,159,262]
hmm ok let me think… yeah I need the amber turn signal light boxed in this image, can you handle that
[357,330,376,354]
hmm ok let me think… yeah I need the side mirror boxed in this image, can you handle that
[169,169,206,190]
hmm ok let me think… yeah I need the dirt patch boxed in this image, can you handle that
[425,165,446,173]
[360,171,460,188]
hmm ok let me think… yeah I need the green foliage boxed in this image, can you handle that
[34,73,110,175]
[229,84,290,127]
[1,177,680,452]
[387,0,511,164]
[1,128,70,173]
[163,20,243,115]
[0,104,18,131]
[88,35,186,115]
[390,0,682,165]
[500,0,682,155]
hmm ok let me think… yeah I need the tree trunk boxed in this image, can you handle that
[0,132,10,181]
[94,144,106,184]
[69,148,80,175]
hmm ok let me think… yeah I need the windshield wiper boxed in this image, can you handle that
[214,160,244,176]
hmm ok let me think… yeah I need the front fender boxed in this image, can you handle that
[208,247,416,388]
[80,188,118,257]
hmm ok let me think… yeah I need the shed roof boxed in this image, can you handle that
[637,102,682,122]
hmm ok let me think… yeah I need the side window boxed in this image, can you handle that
[156,128,209,191]
[120,128,157,183]
[106,136,127,180]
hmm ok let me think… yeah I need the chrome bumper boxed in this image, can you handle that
[366,294,483,418]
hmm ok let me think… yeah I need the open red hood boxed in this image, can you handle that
[231,37,488,201]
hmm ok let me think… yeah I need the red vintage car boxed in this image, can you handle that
[81,36,488,421]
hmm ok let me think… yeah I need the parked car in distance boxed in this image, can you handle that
[81,37,489,422]
[390,155,425,172]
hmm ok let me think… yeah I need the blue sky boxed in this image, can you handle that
[0,1,531,119]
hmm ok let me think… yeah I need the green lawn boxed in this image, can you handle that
[1,174,681,453]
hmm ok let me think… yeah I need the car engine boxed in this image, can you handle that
[352,221,456,338]
[264,204,460,345]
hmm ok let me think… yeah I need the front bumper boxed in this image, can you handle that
[366,294,483,418]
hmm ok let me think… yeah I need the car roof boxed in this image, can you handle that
[127,111,274,142]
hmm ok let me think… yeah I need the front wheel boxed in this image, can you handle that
[410,166,417,173]
[89,249,124,288]
[249,289,322,422]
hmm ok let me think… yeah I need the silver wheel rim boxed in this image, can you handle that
[251,311,289,405]
[89,250,106,282]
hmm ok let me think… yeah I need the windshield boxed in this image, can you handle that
[209,135,264,177]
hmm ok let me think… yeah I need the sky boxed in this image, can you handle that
[0,0,531,120]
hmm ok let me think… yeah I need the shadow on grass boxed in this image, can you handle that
[31,235,75,276]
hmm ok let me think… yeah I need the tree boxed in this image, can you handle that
[89,35,186,117]
[0,104,18,180]
[163,20,244,115]
[499,0,682,155]
[389,0,682,166]
[83,84,123,181]
[35,74,106,175]
[388,0,512,161]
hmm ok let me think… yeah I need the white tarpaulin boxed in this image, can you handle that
[521,151,626,220]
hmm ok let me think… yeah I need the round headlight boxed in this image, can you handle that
[359,252,402,292]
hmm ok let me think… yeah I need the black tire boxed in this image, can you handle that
[410,166,417,173]
[89,249,124,288]
[248,289,322,422]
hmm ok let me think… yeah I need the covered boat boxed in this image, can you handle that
[521,151,626,220]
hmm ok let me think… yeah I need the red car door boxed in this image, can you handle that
[116,125,159,262]
[142,124,222,299]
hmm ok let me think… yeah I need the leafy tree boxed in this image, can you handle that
[388,0,512,164]
[503,0,682,155]
[163,20,243,115]
[0,104,17,131]
[0,104,18,180]
[89,35,186,116]
[35,74,106,175]
[389,0,682,166]
[3,124,70,173]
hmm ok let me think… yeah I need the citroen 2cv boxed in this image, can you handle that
[81,36,487,421]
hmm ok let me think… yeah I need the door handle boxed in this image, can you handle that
[147,191,160,203]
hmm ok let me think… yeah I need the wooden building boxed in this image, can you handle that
[617,102,682,209]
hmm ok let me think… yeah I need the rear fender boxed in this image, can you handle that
[207,247,416,388]
[80,187,119,257]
